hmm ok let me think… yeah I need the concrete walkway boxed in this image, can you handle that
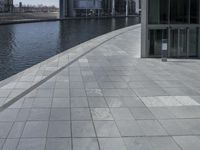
[0,25,200,150]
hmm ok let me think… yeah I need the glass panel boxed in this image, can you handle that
[189,28,198,57]
[148,0,169,24]
[149,29,167,56]
[179,29,187,57]
[190,0,199,24]
[102,0,112,15]
[169,29,178,57]
[170,0,189,24]
[170,28,198,58]
[159,0,169,24]
[149,0,160,24]
[115,0,126,15]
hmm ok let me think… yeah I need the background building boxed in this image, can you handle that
[14,3,58,13]
[133,0,141,14]
[141,0,200,58]
[61,0,140,17]
[115,0,135,16]
[0,0,4,12]
[74,0,102,17]
[0,0,13,12]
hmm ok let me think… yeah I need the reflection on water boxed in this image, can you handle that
[0,17,140,81]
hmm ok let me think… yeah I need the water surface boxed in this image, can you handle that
[0,17,140,81]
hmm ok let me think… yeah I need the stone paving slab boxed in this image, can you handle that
[0,24,140,109]
[0,24,200,149]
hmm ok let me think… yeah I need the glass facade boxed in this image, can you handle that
[72,0,137,17]
[170,0,189,24]
[147,0,200,58]
[148,0,169,24]
[167,28,199,58]
[0,0,13,12]
[189,28,199,57]
[179,29,188,57]
[149,29,168,56]
[190,0,199,24]
[148,0,200,24]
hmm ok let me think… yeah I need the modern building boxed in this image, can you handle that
[0,0,4,12]
[60,0,140,17]
[74,0,102,17]
[0,0,13,12]
[141,0,200,58]
[133,0,141,14]
[60,0,103,17]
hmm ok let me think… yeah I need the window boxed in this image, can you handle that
[148,0,169,24]
[170,0,189,24]
[189,28,199,57]
[169,28,199,58]
[190,0,199,24]
[149,29,168,56]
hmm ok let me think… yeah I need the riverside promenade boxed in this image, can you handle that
[0,24,200,149]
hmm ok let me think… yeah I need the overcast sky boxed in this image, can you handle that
[14,0,59,7]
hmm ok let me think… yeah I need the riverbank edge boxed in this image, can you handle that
[0,15,140,25]
[0,24,141,110]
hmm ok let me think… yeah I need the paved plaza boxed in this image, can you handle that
[0,25,200,149]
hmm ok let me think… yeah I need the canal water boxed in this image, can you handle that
[0,17,140,81]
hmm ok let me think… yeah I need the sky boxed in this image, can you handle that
[14,0,59,7]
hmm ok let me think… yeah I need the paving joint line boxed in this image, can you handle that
[0,26,140,112]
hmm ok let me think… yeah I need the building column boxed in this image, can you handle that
[68,0,75,17]
[59,0,64,18]
[198,28,200,58]
[112,0,115,16]
[141,0,148,58]
[126,0,129,16]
